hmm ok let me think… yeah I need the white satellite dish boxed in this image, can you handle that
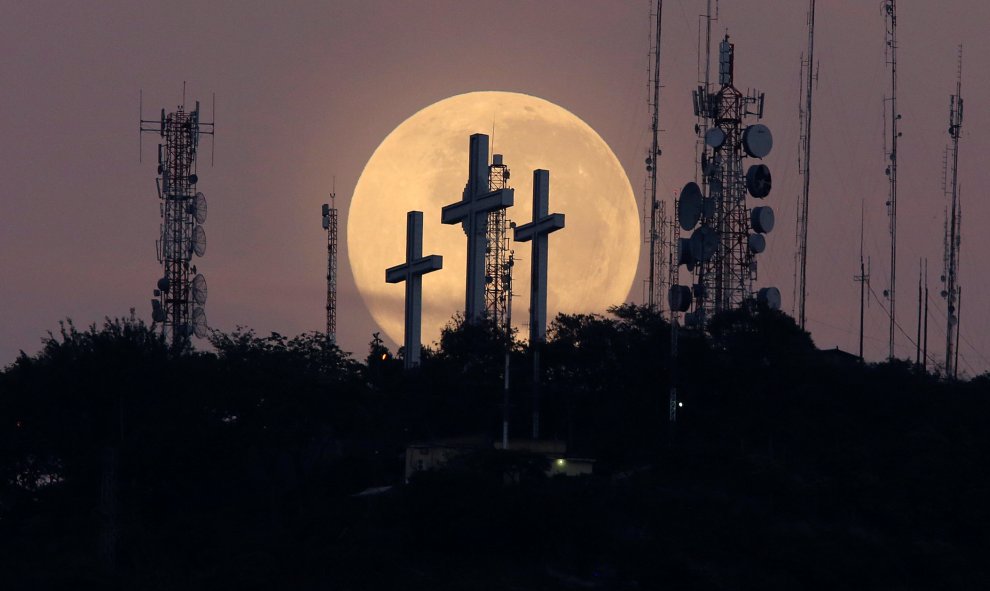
[702,197,716,219]
[758,286,782,310]
[191,225,207,257]
[742,124,773,158]
[689,226,718,262]
[151,299,165,323]
[705,127,726,149]
[192,307,208,339]
[677,237,694,267]
[192,192,207,224]
[751,206,775,234]
[745,164,772,198]
[678,182,704,231]
[192,273,208,305]
[668,285,693,313]
[747,233,766,254]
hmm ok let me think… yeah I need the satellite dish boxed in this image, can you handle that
[678,182,704,230]
[188,173,198,184]
[758,286,782,310]
[689,226,718,263]
[747,233,766,254]
[157,277,170,291]
[191,225,207,257]
[151,299,165,323]
[192,273,208,305]
[677,237,695,266]
[745,164,772,198]
[751,206,775,234]
[705,127,726,149]
[702,197,716,219]
[193,192,207,224]
[192,307,208,339]
[742,124,773,158]
[668,284,693,313]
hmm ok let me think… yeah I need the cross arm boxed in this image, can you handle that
[385,254,443,283]
[514,213,565,242]
[441,188,515,225]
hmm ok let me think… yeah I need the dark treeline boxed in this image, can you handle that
[1,306,988,589]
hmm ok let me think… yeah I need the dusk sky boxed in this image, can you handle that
[2,1,989,375]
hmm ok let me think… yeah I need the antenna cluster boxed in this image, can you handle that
[644,0,667,312]
[140,91,215,349]
[670,35,779,326]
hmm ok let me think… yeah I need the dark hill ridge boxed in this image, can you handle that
[1,307,987,589]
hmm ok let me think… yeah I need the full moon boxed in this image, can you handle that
[348,91,640,347]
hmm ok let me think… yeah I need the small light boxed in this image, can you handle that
[381,353,387,361]
[555,458,566,467]
[15,420,24,428]
[678,402,684,408]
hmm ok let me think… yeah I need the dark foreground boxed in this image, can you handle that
[1,306,988,589]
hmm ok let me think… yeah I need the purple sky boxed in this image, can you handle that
[2,1,988,375]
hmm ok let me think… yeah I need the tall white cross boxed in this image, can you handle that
[514,169,564,344]
[386,211,443,369]
[441,134,514,323]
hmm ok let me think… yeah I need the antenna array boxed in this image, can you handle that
[322,185,338,344]
[671,36,779,327]
[140,92,214,350]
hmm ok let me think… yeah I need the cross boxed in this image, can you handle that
[514,169,564,344]
[514,169,564,440]
[386,211,443,369]
[441,133,514,323]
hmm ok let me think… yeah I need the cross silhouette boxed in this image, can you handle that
[514,169,564,344]
[386,211,442,369]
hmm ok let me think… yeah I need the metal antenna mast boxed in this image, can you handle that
[645,0,666,312]
[141,91,214,350]
[322,181,338,344]
[943,47,963,379]
[485,154,513,327]
[854,202,870,361]
[883,0,899,359]
[796,0,817,329]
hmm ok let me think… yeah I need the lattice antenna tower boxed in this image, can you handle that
[882,0,899,359]
[672,36,778,328]
[140,89,214,350]
[485,154,514,329]
[643,0,667,312]
[795,0,817,330]
[322,180,338,344]
[942,46,963,378]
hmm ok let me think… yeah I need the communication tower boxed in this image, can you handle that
[942,47,963,378]
[644,0,667,312]
[882,0,899,359]
[140,91,214,350]
[322,185,338,344]
[795,0,817,330]
[485,154,514,328]
[670,36,779,327]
